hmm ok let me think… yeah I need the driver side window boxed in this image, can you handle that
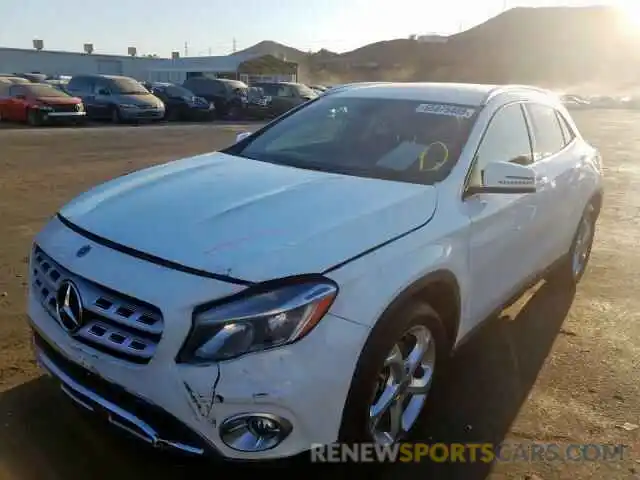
[469,103,533,187]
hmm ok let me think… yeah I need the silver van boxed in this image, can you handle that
[67,74,165,123]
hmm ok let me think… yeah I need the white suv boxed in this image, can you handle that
[28,83,603,460]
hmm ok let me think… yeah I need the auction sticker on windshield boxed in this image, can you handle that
[415,103,476,118]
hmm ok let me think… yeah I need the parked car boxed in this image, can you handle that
[27,83,602,460]
[244,86,276,119]
[182,77,248,119]
[560,94,590,109]
[0,82,85,126]
[251,81,318,116]
[0,75,31,85]
[143,82,214,121]
[309,84,328,95]
[13,73,48,83]
[67,74,164,123]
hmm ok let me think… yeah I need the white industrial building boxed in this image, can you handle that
[0,47,298,83]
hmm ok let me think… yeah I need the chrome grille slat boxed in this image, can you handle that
[31,245,163,364]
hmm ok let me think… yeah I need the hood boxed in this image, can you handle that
[59,152,438,283]
[116,93,162,107]
[37,96,81,105]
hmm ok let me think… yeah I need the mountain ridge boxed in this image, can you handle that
[235,6,640,91]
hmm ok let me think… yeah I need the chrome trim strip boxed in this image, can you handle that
[47,112,86,117]
[35,347,205,456]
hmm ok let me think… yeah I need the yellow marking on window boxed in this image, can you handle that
[419,142,450,171]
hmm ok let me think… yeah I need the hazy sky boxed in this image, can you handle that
[0,0,620,57]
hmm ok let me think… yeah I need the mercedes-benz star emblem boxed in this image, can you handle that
[56,281,83,333]
[76,245,91,258]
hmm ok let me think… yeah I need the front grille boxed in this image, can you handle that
[136,110,161,117]
[31,245,163,364]
[51,104,78,113]
[33,331,210,454]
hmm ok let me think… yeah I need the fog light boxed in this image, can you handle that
[219,414,292,452]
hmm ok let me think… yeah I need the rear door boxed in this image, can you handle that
[523,102,579,268]
[274,84,299,114]
[69,77,98,116]
[7,85,29,121]
[92,78,113,118]
[0,83,13,120]
[463,102,540,325]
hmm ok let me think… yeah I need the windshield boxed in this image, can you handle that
[24,84,70,98]
[110,78,149,95]
[226,96,478,185]
[163,85,195,98]
[226,80,248,90]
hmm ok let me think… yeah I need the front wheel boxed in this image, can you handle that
[27,109,42,127]
[339,303,447,445]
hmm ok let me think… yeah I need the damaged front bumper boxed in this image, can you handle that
[33,331,210,455]
[28,217,371,460]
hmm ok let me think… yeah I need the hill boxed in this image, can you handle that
[232,40,309,63]
[238,6,640,92]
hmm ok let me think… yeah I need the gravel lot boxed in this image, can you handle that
[0,112,638,479]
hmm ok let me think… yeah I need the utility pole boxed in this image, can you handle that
[232,38,237,53]
[184,41,188,57]
[208,47,212,56]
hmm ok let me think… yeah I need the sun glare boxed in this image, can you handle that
[615,1,640,32]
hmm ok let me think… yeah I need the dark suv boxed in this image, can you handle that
[143,82,215,121]
[251,82,318,116]
[67,75,165,123]
[182,77,248,119]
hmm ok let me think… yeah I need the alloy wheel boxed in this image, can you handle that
[368,324,436,445]
[572,214,593,278]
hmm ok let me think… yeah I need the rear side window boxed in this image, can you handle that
[259,84,279,96]
[525,103,566,160]
[186,79,223,95]
[556,111,576,145]
[68,77,93,93]
[9,85,27,97]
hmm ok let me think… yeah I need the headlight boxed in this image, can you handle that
[37,105,53,112]
[178,278,338,363]
[76,103,84,112]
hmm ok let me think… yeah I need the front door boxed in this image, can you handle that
[462,102,542,325]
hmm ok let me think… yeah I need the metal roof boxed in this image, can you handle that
[147,53,265,73]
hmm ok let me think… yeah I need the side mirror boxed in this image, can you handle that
[235,132,251,143]
[468,161,537,196]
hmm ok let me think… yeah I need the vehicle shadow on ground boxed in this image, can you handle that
[0,280,575,480]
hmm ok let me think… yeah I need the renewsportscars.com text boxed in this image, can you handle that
[309,442,631,463]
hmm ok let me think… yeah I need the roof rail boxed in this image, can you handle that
[483,84,551,105]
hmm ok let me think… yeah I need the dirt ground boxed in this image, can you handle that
[0,112,638,479]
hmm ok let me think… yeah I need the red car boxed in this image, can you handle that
[0,82,86,126]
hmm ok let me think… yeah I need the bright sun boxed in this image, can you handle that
[615,1,640,31]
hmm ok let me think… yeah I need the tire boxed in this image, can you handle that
[226,104,242,120]
[549,202,597,286]
[110,106,122,124]
[165,108,179,122]
[27,109,42,127]
[339,302,448,445]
